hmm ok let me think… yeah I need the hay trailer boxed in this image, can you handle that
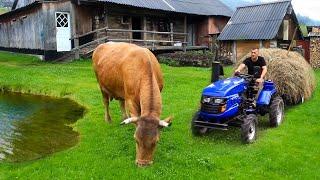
[191,63,285,143]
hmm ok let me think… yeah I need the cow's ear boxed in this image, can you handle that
[159,116,173,128]
[120,117,138,125]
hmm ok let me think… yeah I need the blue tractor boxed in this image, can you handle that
[191,66,285,143]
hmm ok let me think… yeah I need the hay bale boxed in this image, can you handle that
[235,48,316,105]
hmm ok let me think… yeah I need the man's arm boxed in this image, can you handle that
[235,63,246,73]
[256,66,267,83]
[260,66,267,79]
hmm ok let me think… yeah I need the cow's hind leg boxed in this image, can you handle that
[119,100,129,120]
[101,91,112,123]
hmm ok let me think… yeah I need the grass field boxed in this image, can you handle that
[0,51,319,179]
[0,8,8,15]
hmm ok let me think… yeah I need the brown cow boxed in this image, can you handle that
[92,42,172,166]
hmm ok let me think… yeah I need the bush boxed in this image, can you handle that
[157,51,215,67]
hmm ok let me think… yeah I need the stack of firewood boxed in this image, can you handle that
[310,37,320,68]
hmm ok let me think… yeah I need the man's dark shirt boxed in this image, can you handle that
[243,56,266,78]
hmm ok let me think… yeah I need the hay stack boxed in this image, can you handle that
[235,48,316,105]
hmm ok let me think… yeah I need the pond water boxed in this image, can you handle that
[0,93,85,163]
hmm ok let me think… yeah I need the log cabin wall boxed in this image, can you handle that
[0,1,74,51]
[0,4,44,50]
[82,4,186,46]
[194,16,229,46]
[236,40,260,60]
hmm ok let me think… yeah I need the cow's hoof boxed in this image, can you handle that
[104,117,112,123]
[136,160,153,167]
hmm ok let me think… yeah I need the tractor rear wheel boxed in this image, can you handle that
[191,111,207,136]
[241,114,258,144]
[269,96,284,127]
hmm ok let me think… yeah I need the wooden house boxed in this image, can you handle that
[217,0,303,62]
[0,0,233,60]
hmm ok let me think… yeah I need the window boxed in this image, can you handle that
[158,19,170,32]
[56,12,69,28]
[122,16,130,24]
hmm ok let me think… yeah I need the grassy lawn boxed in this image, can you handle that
[0,51,319,179]
[0,8,8,15]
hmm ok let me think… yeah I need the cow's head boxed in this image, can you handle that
[121,116,172,167]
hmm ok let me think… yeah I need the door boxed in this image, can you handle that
[187,24,196,46]
[55,12,71,52]
[132,17,142,40]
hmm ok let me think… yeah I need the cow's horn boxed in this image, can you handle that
[159,116,173,127]
[159,120,170,127]
[120,117,138,125]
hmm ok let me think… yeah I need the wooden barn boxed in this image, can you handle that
[0,0,233,60]
[217,0,303,62]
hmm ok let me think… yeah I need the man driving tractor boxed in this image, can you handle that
[235,48,267,84]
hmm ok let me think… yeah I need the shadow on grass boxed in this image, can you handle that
[190,115,276,146]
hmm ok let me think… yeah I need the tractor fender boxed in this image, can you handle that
[256,89,276,106]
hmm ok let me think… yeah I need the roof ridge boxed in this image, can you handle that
[228,18,284,25]
[236,0,291,9]
[171,0,227,5]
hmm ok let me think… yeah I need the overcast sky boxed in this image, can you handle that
[258,0,320,21]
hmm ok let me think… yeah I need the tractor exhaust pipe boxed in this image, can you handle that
[211,61,223,83]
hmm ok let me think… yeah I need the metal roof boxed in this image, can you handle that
[98,0,233,16]
[218,0,291,40]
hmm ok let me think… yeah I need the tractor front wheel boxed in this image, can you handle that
[191,111,207,136]
[241,114,258,144]
[269,96,285,127]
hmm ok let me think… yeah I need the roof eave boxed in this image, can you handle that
[0,1,41,19]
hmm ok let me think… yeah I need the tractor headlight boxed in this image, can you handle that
[201,96,226,105]
[214,98,225,104]
[201,96,212,104]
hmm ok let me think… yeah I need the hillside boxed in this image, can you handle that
[0,7,8,15]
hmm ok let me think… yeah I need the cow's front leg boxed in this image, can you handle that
[125,99,140,118]
[101,91,112,123]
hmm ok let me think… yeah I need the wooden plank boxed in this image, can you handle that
[183,16,187,52]
[71,27,188,40]
[108,38,187,44]
[106,28,187,35]
[143,16,147,45]
[70,4,79,59]
[170,23,174,45]
[72,36,109,50]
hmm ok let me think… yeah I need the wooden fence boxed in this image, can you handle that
[70,25,188,59]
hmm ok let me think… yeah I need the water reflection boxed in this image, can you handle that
[0,93,85,162]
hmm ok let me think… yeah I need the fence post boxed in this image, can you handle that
[170,23,174,46]
[152,21,156,50]
[143,16,147,46]
[152,32,155,50]
[74,37,80,60]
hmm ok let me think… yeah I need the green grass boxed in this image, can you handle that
[0,51,319,179]
[0,8,8,15]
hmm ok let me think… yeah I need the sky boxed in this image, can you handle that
[258,0,320,21]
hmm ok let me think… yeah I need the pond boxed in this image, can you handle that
[0,92,85,163]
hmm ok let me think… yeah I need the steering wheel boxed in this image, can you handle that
[234,72,255,82]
